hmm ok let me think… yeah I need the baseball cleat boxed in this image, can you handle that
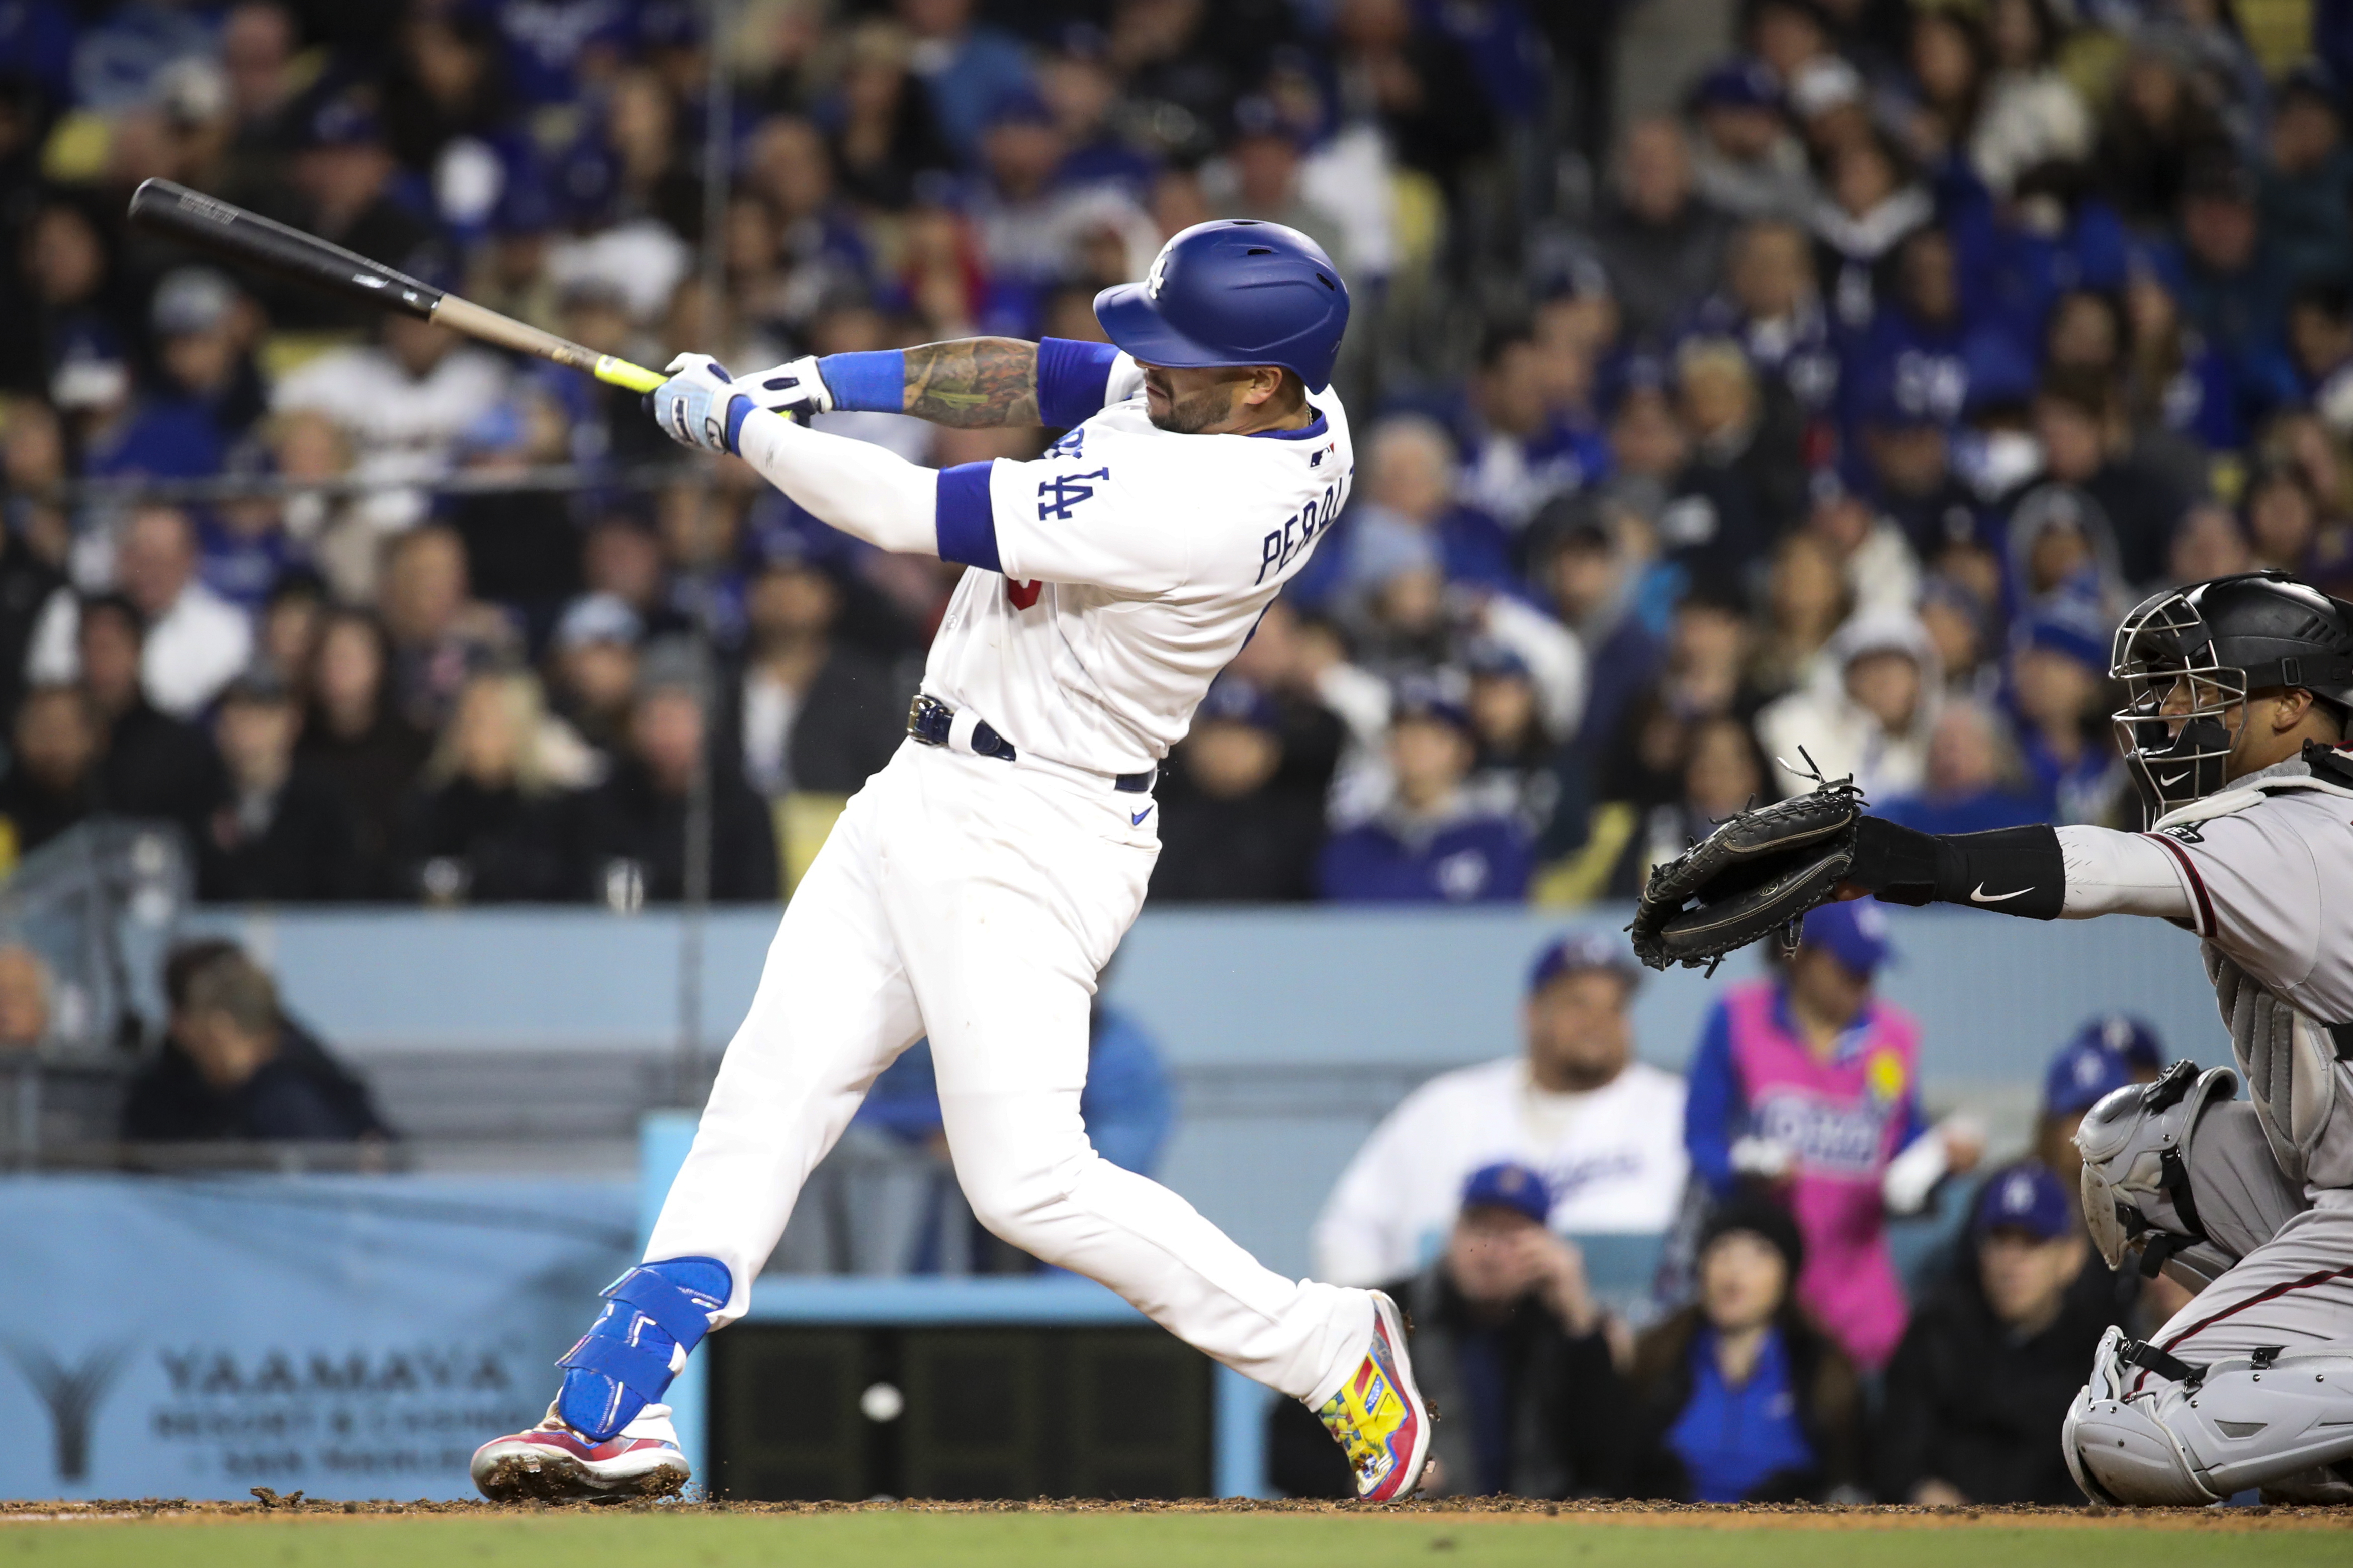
[1313,1289,1433,1501]
[471,1402,690,1502]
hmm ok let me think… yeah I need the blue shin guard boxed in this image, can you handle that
[555,1257,730,1441]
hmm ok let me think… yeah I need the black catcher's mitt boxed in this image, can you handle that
[1628,760,1867,973]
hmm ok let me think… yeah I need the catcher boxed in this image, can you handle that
[1632,571,2353,1504]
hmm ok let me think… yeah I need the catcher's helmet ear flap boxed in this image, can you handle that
[1093,220,1351,392]
[2111,571,2353,822]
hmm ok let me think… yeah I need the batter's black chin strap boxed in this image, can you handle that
[1846,818,2069,920]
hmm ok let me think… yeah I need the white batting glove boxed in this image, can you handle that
[652,353,749,454]
[735,355,835,422]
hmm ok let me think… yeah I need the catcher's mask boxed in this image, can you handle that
[2110,572,2353,822]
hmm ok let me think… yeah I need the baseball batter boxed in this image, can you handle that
[1832,572,2353,1503]
[469,221,1432,1503]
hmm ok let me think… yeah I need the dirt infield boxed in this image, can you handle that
[5,1494,2348,1530]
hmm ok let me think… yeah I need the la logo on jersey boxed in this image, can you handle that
[1038,469,1109,520]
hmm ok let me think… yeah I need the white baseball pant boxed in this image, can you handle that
[644,739,1373,1404]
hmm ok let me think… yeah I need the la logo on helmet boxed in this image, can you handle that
[1146,248,1170,300]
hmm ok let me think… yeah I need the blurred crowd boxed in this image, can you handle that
[0,0,2349,905]
[1280,922,2186,1505]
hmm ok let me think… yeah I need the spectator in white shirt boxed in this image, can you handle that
[271,300,510,534]
[1313,930,1689,1285]
[29,507,252,719]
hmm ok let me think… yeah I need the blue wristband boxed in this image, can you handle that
[817,350,906,413]
[723,393,754,454]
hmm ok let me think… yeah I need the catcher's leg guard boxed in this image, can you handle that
[554,1257,730,1443]
[2065,1325,2353,1504]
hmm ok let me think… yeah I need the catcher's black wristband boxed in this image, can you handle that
[1848,818,2065,919]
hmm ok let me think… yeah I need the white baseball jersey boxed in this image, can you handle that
[924,351,1353,776]
[1311,1057,1690,1286]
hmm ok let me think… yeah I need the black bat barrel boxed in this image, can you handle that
[125,178,445,321]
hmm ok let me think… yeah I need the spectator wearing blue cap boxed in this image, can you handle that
[1275,1159,1624,1499]
[2032,1015,2162,1188]
[1315,930,1687,1285]
[1689,61,1814,224]
[1877,1161,2123,1504]
[85,267,250,487]
[143,266,268,452]
[1684,897,1982,1371]
[547,593,644,765]
[272,82,439,333]
[1315,675,1534,904]
[1153,677,1327,903]
[2007,600,2130,826]
[1848,368,1976,552]
[1461,640,1566,836]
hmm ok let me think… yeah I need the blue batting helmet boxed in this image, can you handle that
[1093,220,1351,392]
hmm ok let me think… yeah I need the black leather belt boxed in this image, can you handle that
[906,695,1154,794]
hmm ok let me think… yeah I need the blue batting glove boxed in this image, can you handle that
[652,353,752,455]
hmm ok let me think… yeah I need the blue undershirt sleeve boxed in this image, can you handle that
[1683,1002,1745,1201]
[933,460,1002,572]
[1893,1088,1930,1155]
[815,350,906,413]
[1035,337,1120,430]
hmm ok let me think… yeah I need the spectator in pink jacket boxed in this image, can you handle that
[1682,900,1981,1369]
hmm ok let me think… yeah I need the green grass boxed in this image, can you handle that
[3,1512,2344,1568]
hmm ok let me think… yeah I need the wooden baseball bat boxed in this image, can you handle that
[125,178,669,394]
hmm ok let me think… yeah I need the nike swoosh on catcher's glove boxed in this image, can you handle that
[1627,769,1867,973]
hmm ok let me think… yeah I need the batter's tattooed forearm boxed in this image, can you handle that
[903,338,1040,427]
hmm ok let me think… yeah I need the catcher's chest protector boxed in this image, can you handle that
[2151,773,2353,1193]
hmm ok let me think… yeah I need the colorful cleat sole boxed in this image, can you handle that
[1316,1288,1434,1502]
[470,1425,689,1503]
